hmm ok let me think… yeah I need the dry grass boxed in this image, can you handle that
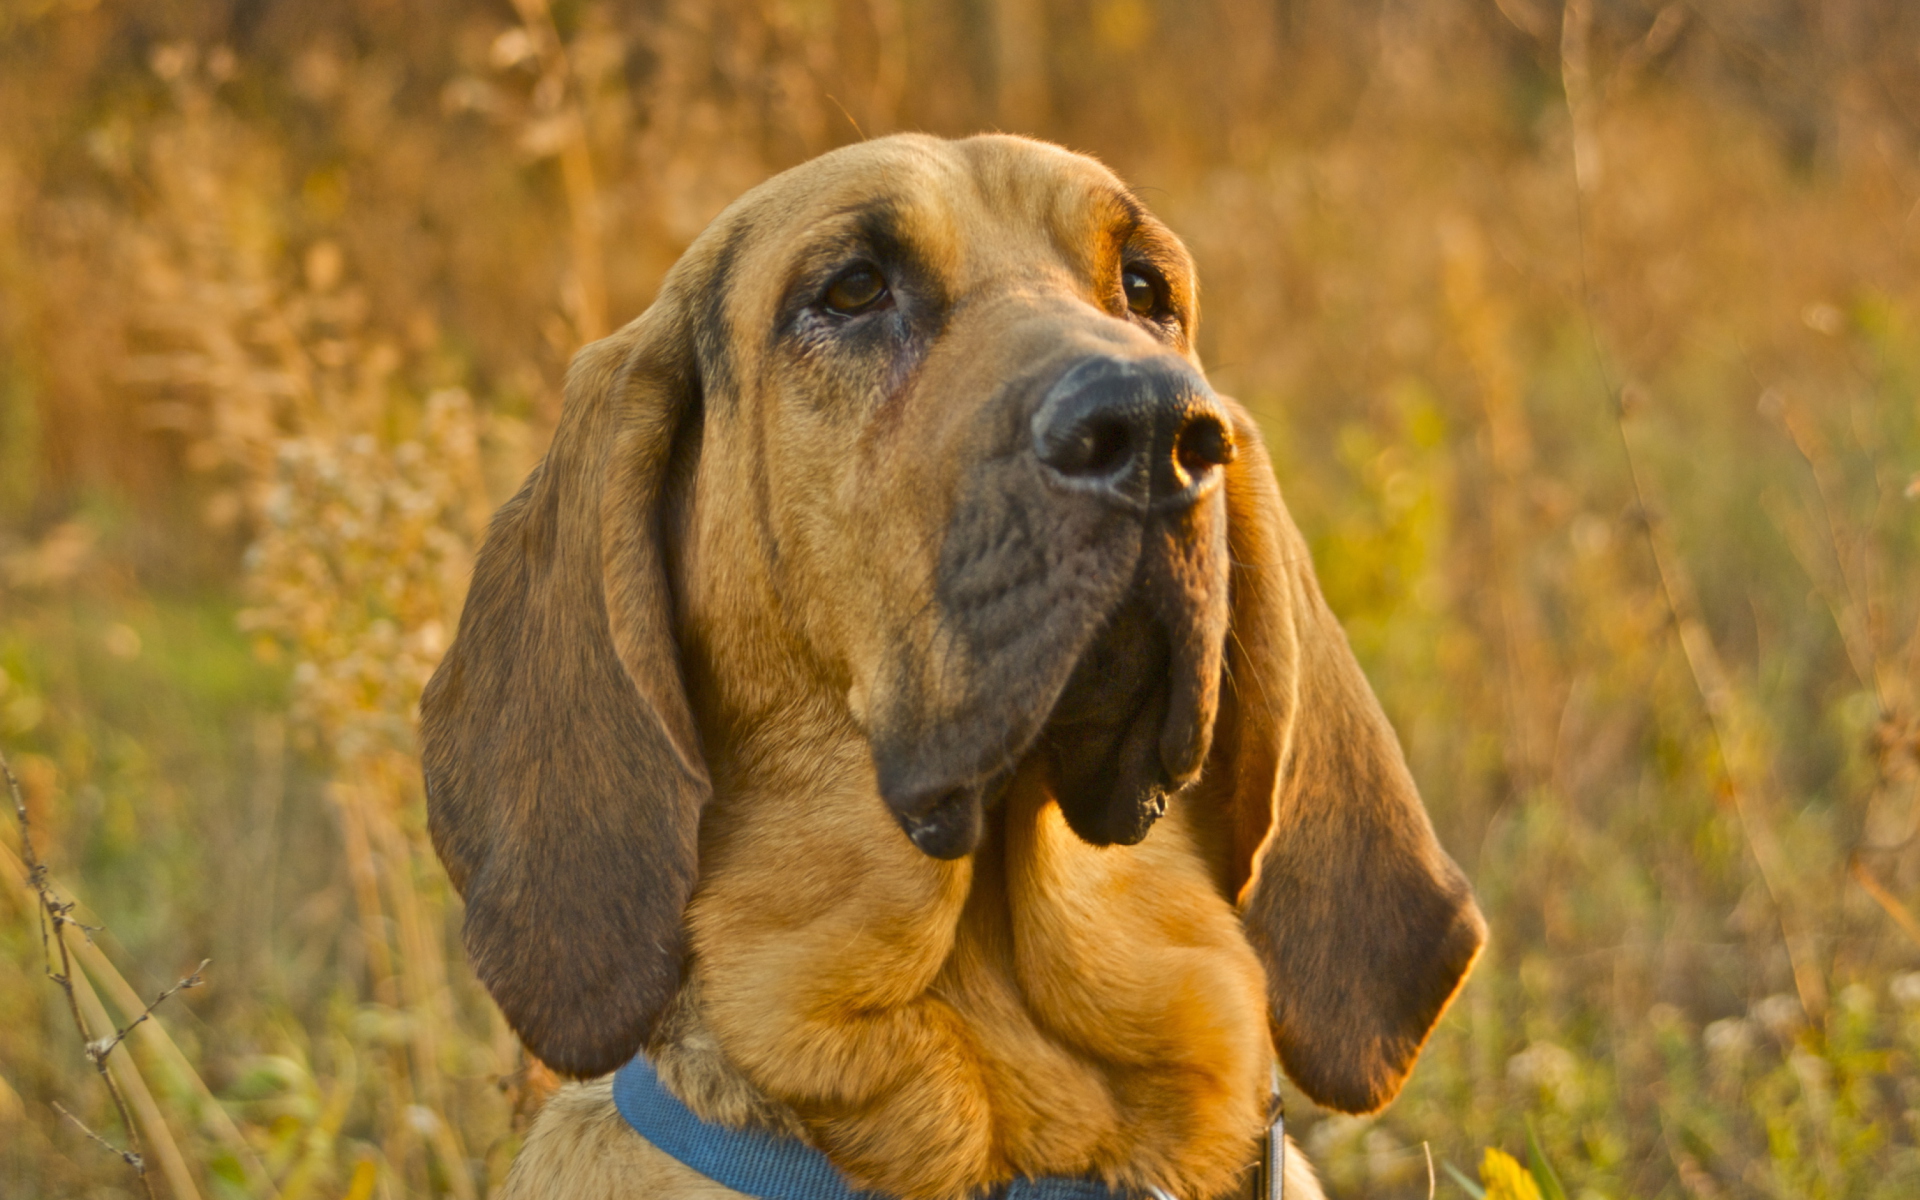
[4,1,1920,1197]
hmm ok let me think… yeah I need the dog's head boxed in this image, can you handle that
[421,133,1484,1116]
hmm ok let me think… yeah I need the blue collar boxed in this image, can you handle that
[612,1053,1147,1200]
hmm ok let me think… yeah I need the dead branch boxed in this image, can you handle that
[1557,5,1828,1023]
[89,960,210,1066]
[51,1099,144,1173]
[4,747,159,1200]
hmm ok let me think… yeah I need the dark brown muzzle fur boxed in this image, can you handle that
[875,326,1236,859]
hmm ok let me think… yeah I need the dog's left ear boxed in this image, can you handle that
[420,301,709,1079]
[1207,399,1486,1115]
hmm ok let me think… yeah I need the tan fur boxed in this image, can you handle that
[423,134,1484,1200]
[501,1080,1328,1200]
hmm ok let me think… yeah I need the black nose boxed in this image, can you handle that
[1031,356,1233,511]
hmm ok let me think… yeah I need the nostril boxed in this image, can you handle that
[1174,414,1233,478]
[1043,413,1137,478]
[1081,416,1135,476]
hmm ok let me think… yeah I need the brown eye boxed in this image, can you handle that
[1122,268,1157,317]
[824,265,888,315]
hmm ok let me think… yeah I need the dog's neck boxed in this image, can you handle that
[655,721,1275,1200]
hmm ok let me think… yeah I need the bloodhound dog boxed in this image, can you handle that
[420,133,1485,1200]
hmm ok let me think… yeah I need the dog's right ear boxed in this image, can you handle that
[420,301,708,1079]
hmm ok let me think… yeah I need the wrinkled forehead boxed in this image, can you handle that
[679,134,1190,325]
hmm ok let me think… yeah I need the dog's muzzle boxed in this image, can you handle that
[877,353,1236,862]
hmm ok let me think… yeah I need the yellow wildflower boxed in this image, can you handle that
[1481,1148,1543,1200]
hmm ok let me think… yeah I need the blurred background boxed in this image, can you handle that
[3,0,1920,1196]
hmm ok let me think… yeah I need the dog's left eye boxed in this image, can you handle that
[823,265,889,316]
[1122,267,1160,318]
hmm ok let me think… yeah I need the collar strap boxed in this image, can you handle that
[612,1053,1144,1200]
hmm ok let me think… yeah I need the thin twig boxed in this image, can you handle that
[51,1100,144,1172]
[1619,457,1829,1020]
[5,748,158,1200]
[90,960,211,1065]
[1775,400,1882,706]
[1848,855,1920,947]
[1556,5,1828,1024]
[2,838,253,1195]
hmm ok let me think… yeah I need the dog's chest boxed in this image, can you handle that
[684,767,1273,1198]
[937,789,1272,1180]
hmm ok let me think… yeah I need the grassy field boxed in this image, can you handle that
[4,1,1920,1196]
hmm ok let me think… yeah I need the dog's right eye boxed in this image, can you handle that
[822,265,890,316]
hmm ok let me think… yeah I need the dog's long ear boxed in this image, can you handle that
[420,303,708,1079]
[1210,399,1486,1115]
